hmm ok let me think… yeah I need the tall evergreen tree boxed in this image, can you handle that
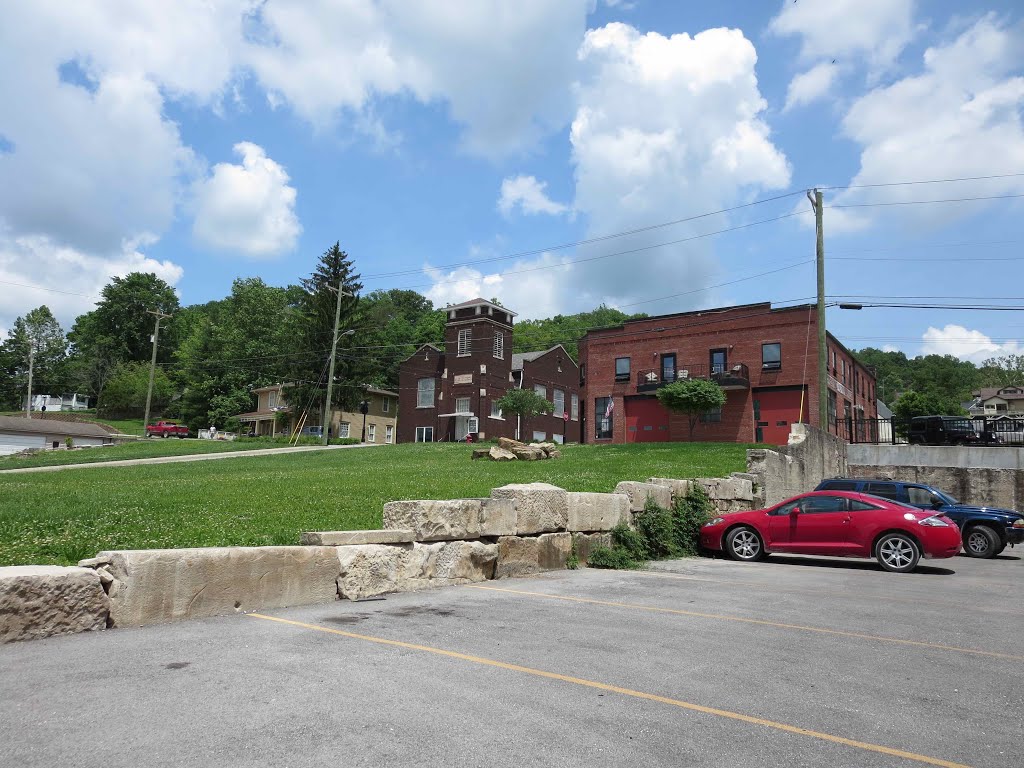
[0,306,70,409]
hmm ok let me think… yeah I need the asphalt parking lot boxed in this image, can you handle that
[2,552,1021,768]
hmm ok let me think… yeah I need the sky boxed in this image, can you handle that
[1,0,1023,365]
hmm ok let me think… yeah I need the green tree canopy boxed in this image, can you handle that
[0,306,70,409]
[513,305,646,360]
[892,390,966,422]
[495,389,554,440]
[99,361,175,418]
[354,289,445,388]
[978,354,1024,388]
[656,378,726,440]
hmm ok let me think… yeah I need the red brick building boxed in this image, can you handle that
[396,298,581,444]
[577,302,877,446]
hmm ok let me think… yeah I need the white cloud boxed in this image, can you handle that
[784,62,838,110]
[827,15,1024,233]
[192,143,301,257]
[921,324,1023,365]
[768,0,917,73]
[498,176,569,217]
[0,231,184,334]
[244,0,592,155]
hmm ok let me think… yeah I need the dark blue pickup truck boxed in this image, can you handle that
[815,478,1024,559]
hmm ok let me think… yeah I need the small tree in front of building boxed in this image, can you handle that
[495,389,553,440]
[656,378,726,441]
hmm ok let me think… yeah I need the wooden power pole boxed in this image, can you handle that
[807,188,828,430]
[322,281,354,446]
[143,309,172,434]
[24,342,35,419]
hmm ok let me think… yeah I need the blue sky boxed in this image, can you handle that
[1,0,1022,364]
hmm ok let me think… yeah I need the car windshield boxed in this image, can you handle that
[933,488,959,505]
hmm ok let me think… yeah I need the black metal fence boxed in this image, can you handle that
[833,416,1024,447]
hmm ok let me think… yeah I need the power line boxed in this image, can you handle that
[820,171,1024,190]
[829,192,1024,209]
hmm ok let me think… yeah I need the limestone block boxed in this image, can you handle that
[489,446,517,461]
[538,532,572,570]
[567,492,629,532]
[571,532,613,566]
[498,437,524,451]
[548,450,562,459]
[648,478,691,501]
[492,482,569,535]
[495,536,540,579]
[97,547,341,627]
[336,544,411,600]
[423,541,498,582]
[614,481,672,512]
[471,448,490,460]
[300,529,415,546]
[479,497,516,537]
[532,442,557,456]
[0,566,109,644]
[382,499,482,541]
[511,446,544,461]
[694,477,754,503]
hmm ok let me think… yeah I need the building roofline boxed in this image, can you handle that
[444,297,518,317]
[512,344,579,371]
[582,301,804,337]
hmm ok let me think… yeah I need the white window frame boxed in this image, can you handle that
[571,393,579,421]
[490,401,503,419]
[553,389,565,418]
[493,331,504,359]
[415,426,434,443]
[467,416,479,434]
[455,396,471,414]
[385,425,394,444]
[338,422,351,438]
[417,378,435,408]
[268,390,278,408]
[534,383,547,401]
[458,328,471,357]
[532,430,547,442]
[367,424,376,442]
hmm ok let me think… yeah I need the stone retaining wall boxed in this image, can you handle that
[6,471,758,642]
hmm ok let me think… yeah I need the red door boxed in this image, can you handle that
[753,387,805,445]
[624,398,670,443]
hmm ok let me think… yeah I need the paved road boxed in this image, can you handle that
[0,441,383,474]
[2,553,1021,767]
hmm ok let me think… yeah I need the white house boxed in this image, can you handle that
[0,415,117,455]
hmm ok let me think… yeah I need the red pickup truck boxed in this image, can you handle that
[145,421,189,438]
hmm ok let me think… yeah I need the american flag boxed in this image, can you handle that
[604,398,614,420]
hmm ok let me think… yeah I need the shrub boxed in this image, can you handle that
[635,496,680,559]
[672,483,715,556]
[587,545,641,570]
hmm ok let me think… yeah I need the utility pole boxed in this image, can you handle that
[143,309,172,435]
[322,281,354,446]
[807,188,828,431]
[24,341,35,419]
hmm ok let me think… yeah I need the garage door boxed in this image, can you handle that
[0,433,42,456]
[752,387,805,445]
[624,397,670,443]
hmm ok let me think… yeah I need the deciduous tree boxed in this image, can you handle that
[656,378,726,440]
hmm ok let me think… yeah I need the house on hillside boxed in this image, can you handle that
[577,302,877,446]
[396,298,581,444]
[26,393,91,412]
[0,414,118,455]
[967,386,1024,418]
[235,383,398,443]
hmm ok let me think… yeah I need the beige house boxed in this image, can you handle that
[327,387,398,444]
[968,386,1024,417]
[236,384,291,437]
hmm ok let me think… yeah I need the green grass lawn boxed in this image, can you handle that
[0,442,755,566]
[0,436,337,470]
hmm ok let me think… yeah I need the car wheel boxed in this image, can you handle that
[963,526,999,559]
[725,526,766,562]
[875,533,921,573]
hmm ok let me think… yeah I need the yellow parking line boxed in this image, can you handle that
[467,585,1024,661]
[248,612,970,768]
[629,569,1024,615]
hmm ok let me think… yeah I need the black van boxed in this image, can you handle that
[907,415,993,446]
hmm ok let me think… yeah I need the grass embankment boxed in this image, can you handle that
[0,436,353,469]
[0,442,755,566]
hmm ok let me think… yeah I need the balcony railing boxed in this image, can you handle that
[636,362,750,392]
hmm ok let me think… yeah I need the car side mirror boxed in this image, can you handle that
[790,506,800,515]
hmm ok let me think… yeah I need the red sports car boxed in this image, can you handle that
[701,491,962,573]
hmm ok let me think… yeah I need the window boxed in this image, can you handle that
[907,487,937,507]
[533,431,547,442]
[615,357,631,382]
[841,359,846,383]
[571,393,579,421]
[661,353,676,383]
[865,482,899,501]
[762,343,781,370]
[849,500,881,512]
[385,425,393,444]
[820,480,858,491]
[382,396,389,413]
[710,349,727,375]
[493,331,504,359]
[367,424,376,442]
[415,426,434,442]
[774,500,800,516]
[268,390,278,408]
[800,495,847,513]
[553,434,564,445]
[534,383,547,400]
[595,397,613,439]
[553,389,565,418]
[579,364,586,385]
[828,390,837,427]
[458,328,471,357]
[338,422,350,439]
[700,406,722,423]
[417,378,435,408]
[455,397,471,414]
[490,401,503,418]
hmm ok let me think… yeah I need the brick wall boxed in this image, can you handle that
[519,347,581,444]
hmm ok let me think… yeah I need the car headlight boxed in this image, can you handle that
[1012,519,1024,529]
[704,517,725,527]
[918,515,950,527]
